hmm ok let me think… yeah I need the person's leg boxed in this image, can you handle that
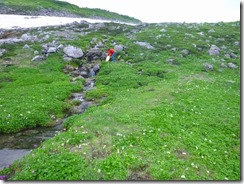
[111,52,116,62]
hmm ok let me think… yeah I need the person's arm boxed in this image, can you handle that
[107,49,114,56]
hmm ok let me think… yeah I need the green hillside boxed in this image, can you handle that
[0,20,240,180]
[0,0,141,23]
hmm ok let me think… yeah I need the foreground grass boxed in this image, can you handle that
[3,59,240,180]
[0,21,240,180]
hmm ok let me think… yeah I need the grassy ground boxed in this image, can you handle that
[0,21,240,180]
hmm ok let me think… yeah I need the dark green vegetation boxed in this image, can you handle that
[0,0,141,23]
[0,20,240,180]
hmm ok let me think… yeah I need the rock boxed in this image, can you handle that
[20,34,38,42]
[89,64,100,76]
[181,49,190,56]
[86,48,103,62]
[234,41,239,46]
[34,50,39,55]
[204,63,214,71]
[208,45,220,56]
[23,44,30,49]
[80,71,89,77]
[160,28,167,32]
[63,45,83,59]
[230,53,238,58]
[220,63,227,68]
[208,29,215,33]
[32,55,45,62]
[0,49,6,57]
[224,54,231,58]
[57,44,64,50]
[92,64,100,73]
[47,47,57,53]
[135,41,154,49]
[63,56,72,62]
[197,32,204,36]
[227,63,238,69]
[114,45,124,52]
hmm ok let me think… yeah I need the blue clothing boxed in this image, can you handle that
[111,52,117,62]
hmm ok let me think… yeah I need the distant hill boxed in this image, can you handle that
[0,0,142,24]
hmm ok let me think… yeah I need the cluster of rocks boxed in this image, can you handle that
[204,44,238,72]
[0,20,240,76]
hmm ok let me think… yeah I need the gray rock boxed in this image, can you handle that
[224,54,231,58]
[230,53,238,58]
[57,44,64,50]
[208,29,215,33]
[160,28,167,32]
[220,63,227,68]
[0,49,6,57]
[208,45,220,56]
[204,63,214,71]
[135,41,154,49]
[32,55,45,62]
[86,48,102,59]
[80,71,88,77]
[234,41,239,46]
[34,50,39,55]
[114,45,124,52]
[23,44,30,49]
[181,49,190,56]
[91,64,100,75]
[63,56,72,62]
[227,63,238,69]
[63,45,83,59]
[47,47,57,53]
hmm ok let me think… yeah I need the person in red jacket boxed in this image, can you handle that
[106,48,116,62]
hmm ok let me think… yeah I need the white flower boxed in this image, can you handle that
[181,175,186,179]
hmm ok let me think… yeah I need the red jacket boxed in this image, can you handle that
[107,49,115,56]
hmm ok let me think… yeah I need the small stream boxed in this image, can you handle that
[0,76,96,171]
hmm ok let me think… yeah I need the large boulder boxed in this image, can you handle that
[63,45,83,59]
